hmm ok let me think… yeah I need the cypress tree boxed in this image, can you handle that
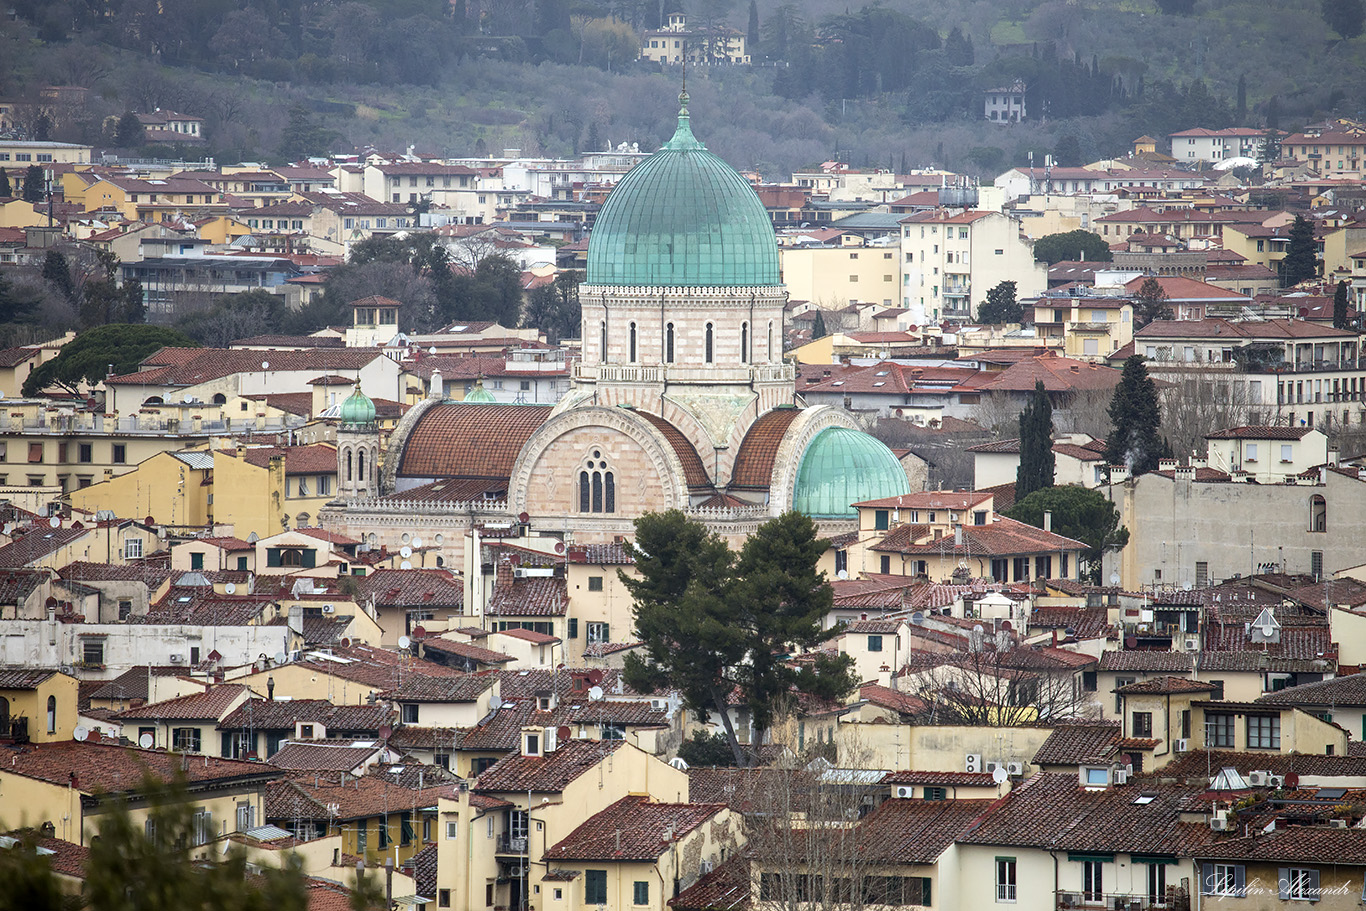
[0,167,9,197]
[1015,380,1055,503]
[1104,355,1168,478]
[1280,214,1318,288]
[812,310,827,339]
[1334,280,1352,330]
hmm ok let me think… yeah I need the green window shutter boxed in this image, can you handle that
[302,549,317,568]
[266,548,282,567]
[586,870,607,905]
[568,618,578,639]
[633,881,649,905]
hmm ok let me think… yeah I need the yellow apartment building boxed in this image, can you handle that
[0,668,79,743]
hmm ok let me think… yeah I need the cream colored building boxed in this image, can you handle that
[900,209,1047,321]
[779,237,902,309]
[0,668,79,743]
[641,13,749,65]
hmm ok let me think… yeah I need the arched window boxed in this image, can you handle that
[46,695,55,734]
[357,449,366,482]
[592,472,603,511]
[767,321,774,361]
[665,323,675,363]
[578,451,616,514]
[705,323,714,364]
[579,471,591,512]
[345,449,353,483]
[600,321,607,359]
[740,322,749,363]
[212,393,227,405]
[604,471,615,512]
[1310,494,1327,532]
[629,322,637,363]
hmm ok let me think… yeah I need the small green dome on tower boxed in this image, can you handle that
[464,379,497,403]
[586,92,780,288]
[339,386,376,426]
[792,427,911,519]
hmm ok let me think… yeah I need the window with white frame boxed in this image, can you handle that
[995,857,1016,902]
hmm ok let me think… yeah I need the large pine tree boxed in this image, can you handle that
[1015,380,1055,502]
[1104,355,1168,478]
[1280,214,1318,288]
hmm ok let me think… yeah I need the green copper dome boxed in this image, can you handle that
[792,427,911,519]
[586,93,779,287]
[464,379,496,403]
[339,386,376,427]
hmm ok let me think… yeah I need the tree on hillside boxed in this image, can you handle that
[176,289,289,347]
[21,165,44,202]
[23,324,196,396]
[115,110,145,147]
[1103,354,1169,478]
[747,0,759,53]
[977,280,1022,324]
[1053,133,1082,167]
[276,106,337,163]
[1016,380,1055,503]
[1132,277,1171,328]
[1280,215,1318,288]
[41,250,74,303]
[76,249,144,327]
[521,269,581,344]
[1006,486,1130,584]
[1323,0,1365,39]
[1032,230,1113,264]
[1257,128,1282,165]
[1335,280,1352,330]
[622,510,855,766]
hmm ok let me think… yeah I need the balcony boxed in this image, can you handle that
[495,834,530,856]
[1056,889,1188,911]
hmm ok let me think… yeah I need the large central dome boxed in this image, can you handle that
[586,93,780,288]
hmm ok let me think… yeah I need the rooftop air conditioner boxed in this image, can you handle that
[1330,819,1349,829]
[965,753,982,773]
[1269,775,1284,789]
[168,653,184,663]
[321,604,335,614]
[1248,771,1270,787]
[1210,816,1230,832]
[896,786,914,798]
[1174,739,1189,752]
[1006,761,1024,776]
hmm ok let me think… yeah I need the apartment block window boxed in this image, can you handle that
[868,635,883,652]
[1282,868,1319,901]
[446,821,459,840]
[875,509,890,530]
[585,871,608,905]
[923,787,947,800]
[235,802,255,832]
[112,444,126,464]
[82,639,104,665]
[633,882,649,905]
[124,538,143,559]
[995,857,1017,902]
[1132,711,1153,738]
[880,555,891,574]
[173,727,202,753]
[190,552,204,571]
[1201,863,1245,897]
[1082,861,1104,902]
[1115,677,1135,714]
[587,622,610,644]
[1247,714,1280,749]
[191,809,214,845]
[78,443,92,463]
[439,890,451,908]
[1311,550,1324,580]
[587,576,604,592]
[402,703,420,724]
[1195,562,1209,588]
[118,600,132,620]
[27,443,42,463]
[1207,712,1235,748]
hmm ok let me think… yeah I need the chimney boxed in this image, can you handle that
[267,676,275,701]
[1043,510,1052,533]
[495,554,516,592]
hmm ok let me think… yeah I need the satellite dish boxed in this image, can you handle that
[910,612,925,625]
[261,360,269,370]
[400,560,412,570]
[588,685,604,701]
[411,537,422,548]
[72,725,89,742]
[400,546,412,558]
[398,635,412,650]
[518,512,530,524]
[554,542,565,554]
[274,651,288,665]
[1109,573,1121,586]
[429,346,436,355]
[412,626,426,638]
[992,766,1009,784]
[183,394,194,404]
[837,570,848,580]
[973,624,984,634]
[225,582,236,594]
[49,516,60,528]
[138,733,154,749]
[379,724,393,740]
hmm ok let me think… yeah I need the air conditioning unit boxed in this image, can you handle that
[985,761,1000,773]
[168,653,184,663]
[965,753,982,773]
[1057,892,1082,908]
[1006,761,1024,776]
[1330,818,1349,829]
[1108,897,1127,911]
[1113,769,1128,785]
[1185,638,1199,651]
[321,604,335,614]
[1210,817,1230,831]
[1269,775,1284,789]
[1174,739,1190,753]
[1247,770,1270,787]
[513,567,528,578]
[700,860,714,875]
[896,786,914,798]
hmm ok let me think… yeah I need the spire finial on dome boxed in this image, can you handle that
[665,78,703,151]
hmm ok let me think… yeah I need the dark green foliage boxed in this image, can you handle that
[21,165,44,203]
[176,289,289,346]
[1103,354,1169,478]
[1280,215,1318,288]
[0,271,44,327]
[1032,230,1113,264]
[811,310,827,340]
[0,831,66,911]
[276,106,338,163]
[1323,0,1365,38]
[1015,380,1055,503]
[521,270,581,344]
[747,0,760,52]
[1005,486,1130,584]
[677,730,738,767]
[41,251,74,302]
[1053,133,1082,167]
[23,324,196,396]
[1154,0,1196,12]
[622,510,854,766]
[1335,280,1352,330]
[115,111,145,147]
[1235,74,1247,124]
[77,250,143,328]
[1132,277,1171,329]
[0,168,10,198]
[978,280,1021,324]
[1258,128,1282,164]
[944,27,974,66]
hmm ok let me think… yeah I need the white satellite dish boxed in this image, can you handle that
[273,651,288,665]
[138,733,154,749]
[411,537,423,549]
[225,582,236,594]
[398,635,412,650]
[183,393,194,404]
[400,560,412,570]
[837,570,848,580]
[400,546,412,558]
[261,360,269,370]
[1110,573,1121,586]
[992,766,1009,784]
[588,685,604,701]
[49,516,60,528]
[72,725,89,742]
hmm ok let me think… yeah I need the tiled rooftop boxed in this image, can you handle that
[397,403,552,481]
[474,739,625,793]
[543,795,725,861]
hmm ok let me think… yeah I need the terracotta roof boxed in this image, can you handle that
[106,347,391,387]
[266,741,383,771]
[265,774,455,822]
[1255,673,1366,707]
[356,568,463,608]
[115,684,251,721]
[670,852,751,910]
[382,674,498,703]
[1116,676,1216,695]
[882,770,998,786]
[565,543,633,564]
[1161,749,1366,779]
[420,637,515,665]
[872,515,1087,557]
[229,444,337,475]
[635,411,712,489]
[686,767,815,814]
[971,355,1124,394]
[0,528,89,568]
[854,490,992,510]
[474,739,625,792]
[397,403,552,480]
[850,798,996,864]
[497,628,559,645]
[1032,722,1121,766]
[4,740,278,794]
[0,667,58,689]
[285,643,468,691]
[543,795,725,861]
[858,684,931,718]
[1097,651,1195,672]
[487,577,568,617]
[730,408,801,490]
[218,698,395,732]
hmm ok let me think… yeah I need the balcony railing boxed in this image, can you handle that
[495,834,529,855]
[1056,889,1188,911]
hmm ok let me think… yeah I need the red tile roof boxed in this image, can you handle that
[380,674,498,703]
[265,774,456,822]
[266,741,383,771]
[230,444,338,475]
[397,403,552,481]
[1032,722,1121,766]
[1205,425,1314,440]
[730,408,802,490]
[543,795,725,861]
[487,577,568,617]
[419,637,515,665]
[0,667,58,689]
[872,515,1087,557]
[356,568,463,608]
[474,739,625,792]
[107,347,392,387]
[5,740,279,794]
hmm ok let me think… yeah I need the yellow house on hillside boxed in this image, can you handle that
[0,668,79,743]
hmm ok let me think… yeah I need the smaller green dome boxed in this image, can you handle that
[793,427,911,519]
[464,379,496,403]
[339,386,376,426]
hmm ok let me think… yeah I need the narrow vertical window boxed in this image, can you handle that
[767,320,774,361]
[592,472,603,512]
[665,323,675,363]
[604,472,615,512]
[345,450,353,482]
[357,449,365,481]
[740,322,749,363]
[705,322,714,363]
[579,471,590,511]
[629,322,637,362]
[600,320,607,359]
